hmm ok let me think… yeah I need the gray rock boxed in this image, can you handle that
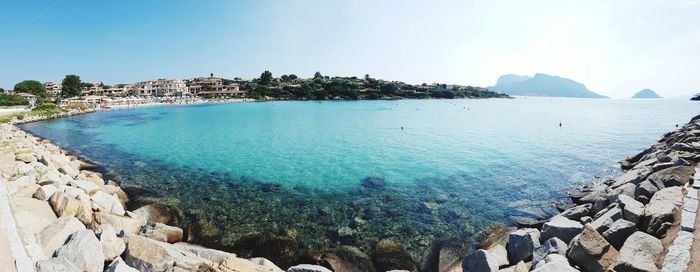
[540,216,583,244]
[635,179,664,203]
[35,256,81,272]
[139,222,183,243]
[462,249,498,272]
[36,216,86,257]
[683,197,698,212]
[567,224,618,272]
[105,257,139,272]
[54,230,105,272]
[532,237,567,267]
[506,228,540,264]
[560,204,591,220]
[645,165,694,187]
[611,167,652,188]
[287,264,333,272]
[589,207,623,233]
[602,219,636,250]
[616,195,644,224]
[644,186,682,237]
[662,231,693,272]
[611,231,663,272]
[250,257,284,272]
[580,216,592,224]
[98,224,126,261]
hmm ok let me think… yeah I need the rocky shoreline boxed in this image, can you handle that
[2,108,699,272]
[1,117,330,271]
[462,115,700,272]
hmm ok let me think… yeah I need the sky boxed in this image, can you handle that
[1,0,699,98]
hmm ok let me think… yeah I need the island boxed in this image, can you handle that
[631,89,662,99]
[489,73,608,98]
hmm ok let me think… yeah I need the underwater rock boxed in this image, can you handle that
[372,239,417,272]
[418,240,470,272]
[318,246,375,272]
[360,176,386,190]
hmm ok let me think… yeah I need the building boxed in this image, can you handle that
[131,79,189,96]
[44,82,62,96]
[81,83,103,95]
[189,76,240,95]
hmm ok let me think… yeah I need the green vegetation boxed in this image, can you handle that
[0,103,81,124]
[13,80,46,97]
[240,71,510,100]
[61,74,82,98]
[0,93,29,106]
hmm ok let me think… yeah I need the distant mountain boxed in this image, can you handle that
[631,89,662,99]
[495,74,532,86]
[490,73,608,98]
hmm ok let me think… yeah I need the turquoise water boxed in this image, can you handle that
[20,98,699,261]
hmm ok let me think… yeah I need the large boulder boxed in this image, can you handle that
[532,237,567,267]
[419,240,470,272]
[139,222,184,243]
[97,224,126,261]
[9,196,57,235]
[567,224,618,272]
[645,165,694,187]
[37,216,86,257]
[601,219,636,250]
[540,216,582,244]
[611,231,663,272]
[250,257,284,272]
[130,204,178,225]
[461,249,498,272]
[616,195,644,224]
[506,228,540,264]
[91,191,126,215]
[643,186,682,237]
[122,234,214,271]
[54,230,105,272]
[49,192,81,218]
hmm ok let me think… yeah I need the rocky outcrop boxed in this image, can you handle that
[54,230,105,272]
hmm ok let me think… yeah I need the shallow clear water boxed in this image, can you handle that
[20,98,699,258]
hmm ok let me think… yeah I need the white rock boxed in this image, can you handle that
[98,224,126,261]
[54,230,105,272]
[33,184,58,201]
[612,231,663,272]
[35,256,81,272]
[91,191,125,215]
[287,264,333,272]
[540,216,583,244]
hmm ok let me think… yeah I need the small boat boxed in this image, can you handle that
[691,93,700,101]
[102,106,112,110]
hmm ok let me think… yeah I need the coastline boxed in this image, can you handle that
[1,107,699,271]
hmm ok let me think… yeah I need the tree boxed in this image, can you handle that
[260,70,273,85]
[13,80,46,97]
[313,72,324,80]
[61,75,82,98]
[288,74,298,81]
[280,75,289,82]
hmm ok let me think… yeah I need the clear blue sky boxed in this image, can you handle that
[1,0,699,98]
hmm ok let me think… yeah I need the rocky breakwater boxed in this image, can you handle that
[0,123,338,272]
[462,115,700,272]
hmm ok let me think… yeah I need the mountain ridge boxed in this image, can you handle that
[490,73,608,98]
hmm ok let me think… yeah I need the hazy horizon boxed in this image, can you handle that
[1,0,699,98]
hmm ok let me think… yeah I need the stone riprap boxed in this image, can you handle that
[0,123,301,272]
[461,115,700,272]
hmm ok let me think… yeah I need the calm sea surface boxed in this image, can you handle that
[19,98,699,258]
